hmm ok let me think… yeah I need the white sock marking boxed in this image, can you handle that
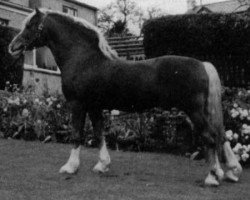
[59,146,81,174]
[93,138,111,173]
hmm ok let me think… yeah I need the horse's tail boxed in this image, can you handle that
[203,62,225,156]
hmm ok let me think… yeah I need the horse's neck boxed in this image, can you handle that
[46,19,105,72]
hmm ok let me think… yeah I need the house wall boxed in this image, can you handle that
[0,7,28,29]
[1,0,97,95]
[23,67,62,95]
[29,0,97,24]
[8,0,29,7]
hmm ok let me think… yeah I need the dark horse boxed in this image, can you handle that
[9,8,242,186]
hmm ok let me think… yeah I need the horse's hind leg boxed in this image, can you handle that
[89,111,111,173]
[189,111,224,186]
[223,141,242,182]
[59,101,86,174]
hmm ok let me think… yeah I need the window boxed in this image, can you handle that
[62,6,77,17]
[0,18,9,26]
[36,47,58,71]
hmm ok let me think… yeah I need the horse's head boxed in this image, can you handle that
[9,8,46,57]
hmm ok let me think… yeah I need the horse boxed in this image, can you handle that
[9,8,242,186]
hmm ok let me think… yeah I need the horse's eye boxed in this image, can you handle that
[26,24,31,30]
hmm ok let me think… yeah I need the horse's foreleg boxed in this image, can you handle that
[89,111,111,173]
[223,141,242,182]
[59,102,86,174]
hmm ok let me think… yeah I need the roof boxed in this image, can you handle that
[0,0,98,13]
[63,0,98,11]
[187,0,250,14]
[0,0,32,13]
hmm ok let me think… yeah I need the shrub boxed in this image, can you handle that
[0,85,249,164]
[0,25,24,90]
[222,87,250,164]
[143,13,250,58]
[142,13,250,87]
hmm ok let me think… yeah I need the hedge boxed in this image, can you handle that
[142,13,250,87]
[0,25,23,90]
[142,13,250,58]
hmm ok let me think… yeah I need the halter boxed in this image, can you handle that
[24,13,46,50]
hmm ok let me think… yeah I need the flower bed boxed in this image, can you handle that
[0,85,249,164]
[223,87,250,164]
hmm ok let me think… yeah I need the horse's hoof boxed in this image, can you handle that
[59,162,79,174]
[92,161,109,173]
[216,168,224,181]
[225,163,242,182]
[204,172,220,186]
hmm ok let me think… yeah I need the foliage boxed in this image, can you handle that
[98,0,138,36]
[98,0,164,36]
[0,84,249,164]
[105,109,192,154]
[143,13,250,58]
[222,87,250,164]
[0,25,23,90]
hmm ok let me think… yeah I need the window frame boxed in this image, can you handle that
[62,5,78,17]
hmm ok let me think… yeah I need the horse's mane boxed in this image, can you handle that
[25,9,119,60]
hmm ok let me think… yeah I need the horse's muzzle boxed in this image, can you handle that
[8,40,25,57]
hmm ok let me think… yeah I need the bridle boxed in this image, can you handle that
[23,14,46,51]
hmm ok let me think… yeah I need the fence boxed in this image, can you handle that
[108,36,145,61]
[194,54,250,88]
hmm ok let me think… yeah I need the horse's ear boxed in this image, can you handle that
[35,7,41,15]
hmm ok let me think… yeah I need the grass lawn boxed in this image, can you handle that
[0,139,249,200]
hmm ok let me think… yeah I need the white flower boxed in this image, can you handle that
[233,143,242,154]
[7,99,13,104]
[225,130,233,141]
[233,133,239,140]
[233,103,238,108]
[8,97,20,105]
[241,153,249,162]
[37,119,42,124]
[56,104,61,109]
[46,98,51,102]
[34,98,40,103]
[231,111,239,118]
[22,108,29,117]
[23,99,27,104]
[247,145,250,152]
[51,97,57,101]
[245,135,249,140]
[240,109,248,118]
[3,107,7,112]
[242,124,248,129]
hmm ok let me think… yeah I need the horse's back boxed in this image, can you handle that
[106,55,209,111]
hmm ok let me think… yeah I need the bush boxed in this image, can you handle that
[0,25,24,90]
[222,87,250,165]
[143,13,250,58]
[0,85,249,164]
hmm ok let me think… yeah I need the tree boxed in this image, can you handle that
[98,0,138,36]
[98,0,165,36]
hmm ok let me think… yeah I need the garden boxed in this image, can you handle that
[0,7,250,199]
[0,83,250,166]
